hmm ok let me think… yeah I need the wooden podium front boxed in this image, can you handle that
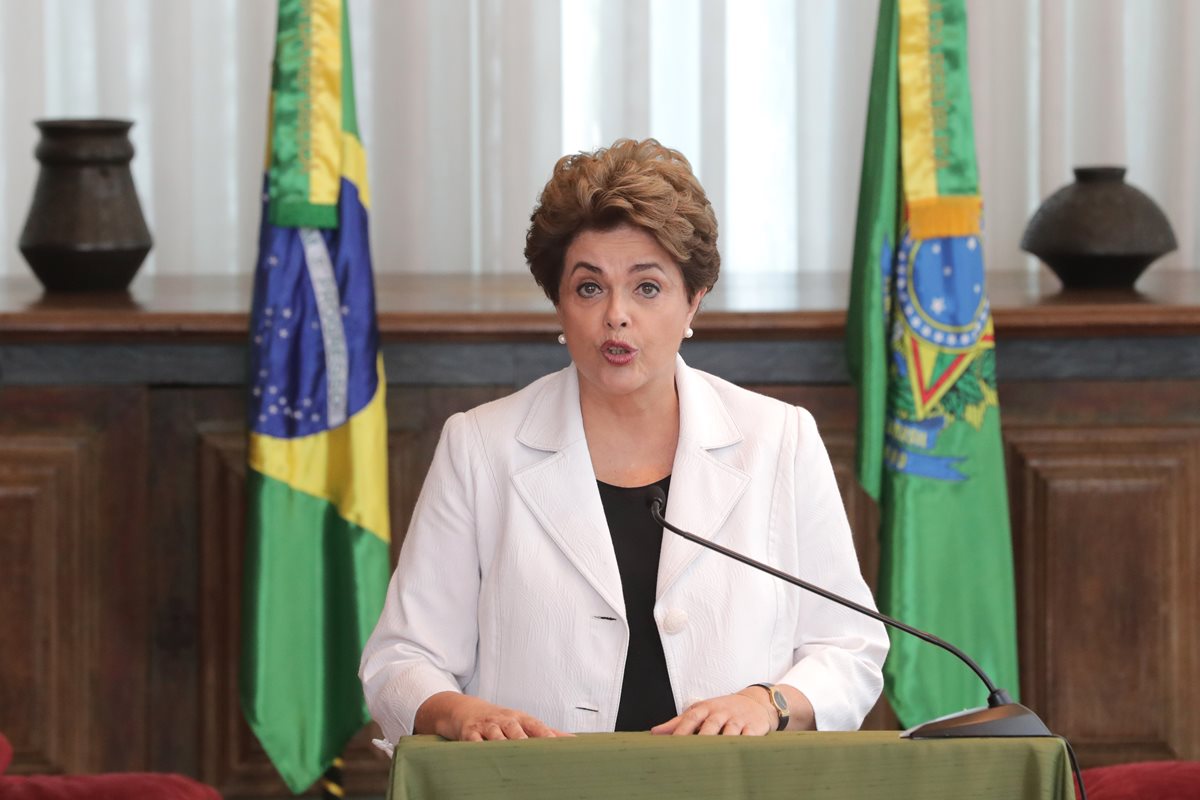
[387,731,1075,800]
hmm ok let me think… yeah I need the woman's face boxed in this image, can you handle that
[556,224,705,406]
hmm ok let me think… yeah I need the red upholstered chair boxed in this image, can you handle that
[0,774,222,800]
[0,731,221,800]
[1081,760,1200,800]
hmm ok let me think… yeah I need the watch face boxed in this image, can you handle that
[772,688,789,713]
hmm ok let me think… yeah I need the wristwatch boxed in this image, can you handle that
[751,683,790,731]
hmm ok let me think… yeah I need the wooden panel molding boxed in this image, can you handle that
[0,436,91,774]
[8,376,1193,789]
[1007,426,1200,766]
[195,427,257,796]
[0,388,147,775]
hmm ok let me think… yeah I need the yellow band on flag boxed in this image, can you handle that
[249,356,390,543]
[898,0,980,239]
[307,0,343,208]
[899,0,936,202]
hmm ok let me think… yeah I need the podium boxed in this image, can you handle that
[387,731,1075,799]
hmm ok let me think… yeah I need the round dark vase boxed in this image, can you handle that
[18,119,153,292]
[1020,166,1176,289]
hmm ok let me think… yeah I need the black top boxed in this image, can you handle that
[597,475,677,732]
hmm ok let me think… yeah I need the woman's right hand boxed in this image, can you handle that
[415,692,573,741]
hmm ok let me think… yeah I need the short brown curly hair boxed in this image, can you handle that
[525,138,720,304]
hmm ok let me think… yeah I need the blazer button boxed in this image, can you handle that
[662,608,689,634]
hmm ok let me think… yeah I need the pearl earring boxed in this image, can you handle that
[557,333,566,345]
[684,328,694,339]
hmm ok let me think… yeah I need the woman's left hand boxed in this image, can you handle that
[650,688,777,736]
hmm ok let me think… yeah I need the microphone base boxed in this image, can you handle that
[901,703,1053,738]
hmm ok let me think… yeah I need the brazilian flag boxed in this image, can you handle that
[240,0,390,793]
[847,0,1020,726]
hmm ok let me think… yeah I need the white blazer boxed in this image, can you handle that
[360,356,888,742]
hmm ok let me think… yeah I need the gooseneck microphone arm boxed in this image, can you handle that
[645,486,1054,740]
[645,490,1006,704]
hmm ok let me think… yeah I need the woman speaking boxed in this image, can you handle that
[360,139,888,743]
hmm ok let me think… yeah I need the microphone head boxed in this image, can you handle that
[645,485,667,515]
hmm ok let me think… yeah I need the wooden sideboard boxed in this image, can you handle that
[1,270,1198,797]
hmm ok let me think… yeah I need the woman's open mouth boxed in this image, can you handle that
[601,340,637,365]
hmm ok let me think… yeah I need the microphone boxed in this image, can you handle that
[644,486,1051,738]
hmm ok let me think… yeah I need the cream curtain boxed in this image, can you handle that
[0,0,1197,280]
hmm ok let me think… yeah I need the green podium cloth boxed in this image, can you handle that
[388,731,1075,800]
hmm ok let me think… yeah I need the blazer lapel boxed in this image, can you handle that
[511,365,627,618]
[657,357,750,598]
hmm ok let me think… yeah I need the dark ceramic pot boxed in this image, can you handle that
[18,119,153,292]
[1020,166,1176,289]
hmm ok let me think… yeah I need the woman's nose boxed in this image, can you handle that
[604,296,630,328]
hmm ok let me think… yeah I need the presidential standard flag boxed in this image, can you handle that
[240,0,390,792]
[846,0,1020,726]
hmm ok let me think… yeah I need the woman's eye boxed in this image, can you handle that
[636,282,661,298]
[576,281,602,298]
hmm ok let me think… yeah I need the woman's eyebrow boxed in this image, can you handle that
[567,261,603,276]
[631,262,665,274]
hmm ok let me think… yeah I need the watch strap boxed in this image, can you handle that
[751,682,789,731]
